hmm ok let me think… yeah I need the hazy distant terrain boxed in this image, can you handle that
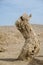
[0,24,43,65]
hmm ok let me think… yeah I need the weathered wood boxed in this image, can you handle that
[15,13,40,60]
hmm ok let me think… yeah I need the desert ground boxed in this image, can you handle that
[0,24,43,65]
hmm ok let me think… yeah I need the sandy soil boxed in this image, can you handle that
[0,24,43,65]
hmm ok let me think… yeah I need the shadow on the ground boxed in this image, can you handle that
[0,58,43,65]
[36,55,43,57]
[28,58,43,65]
[0,58,21,62]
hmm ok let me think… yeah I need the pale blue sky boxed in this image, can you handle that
[0,0,43,26]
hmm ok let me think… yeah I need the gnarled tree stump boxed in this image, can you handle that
[15,13,40,60]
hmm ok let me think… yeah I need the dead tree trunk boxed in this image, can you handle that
[15,13,40,60]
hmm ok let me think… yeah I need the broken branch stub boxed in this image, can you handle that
[15,13,40,60]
